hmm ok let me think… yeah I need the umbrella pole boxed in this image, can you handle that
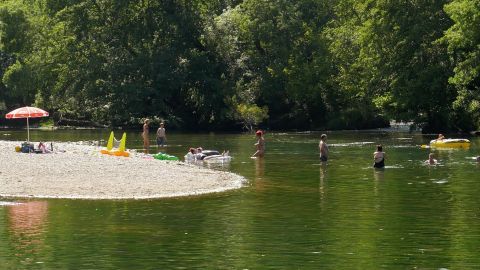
[27,117,30,142]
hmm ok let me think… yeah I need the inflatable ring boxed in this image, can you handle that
[429,139,470,148]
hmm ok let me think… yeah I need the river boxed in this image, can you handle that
[0,129,479,269]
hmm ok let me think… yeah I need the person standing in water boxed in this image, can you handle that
[142,119,150,150]
[156,122,167,147]
[373,145,386,168]
[319,134,329,162]
[251,130,265,158]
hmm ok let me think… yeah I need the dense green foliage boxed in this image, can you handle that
[0,0,478,131]
[442,0,480,130]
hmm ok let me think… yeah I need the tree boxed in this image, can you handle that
[235,103,268,132]
[0,3,35,107]
[326,0,456,132]
[442,0,480,130]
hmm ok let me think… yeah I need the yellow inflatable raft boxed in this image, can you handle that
[429,138,470,149]
[100,132,130,157]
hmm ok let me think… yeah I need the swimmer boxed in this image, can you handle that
[436,133,445,142]
[373,145,386,168]
[425,153,438,165]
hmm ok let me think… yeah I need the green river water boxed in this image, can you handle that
[0,129,479,269]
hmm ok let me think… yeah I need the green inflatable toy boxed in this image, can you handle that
[153,153,179,161]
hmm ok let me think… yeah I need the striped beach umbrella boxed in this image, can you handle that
[6,106,49,142]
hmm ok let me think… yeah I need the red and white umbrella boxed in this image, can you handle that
[6,106,49,142]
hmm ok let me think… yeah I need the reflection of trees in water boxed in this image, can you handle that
[7,201,48,264]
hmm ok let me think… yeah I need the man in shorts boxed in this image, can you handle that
[319,134,329,162]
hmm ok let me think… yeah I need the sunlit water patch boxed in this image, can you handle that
[0,201,21,206]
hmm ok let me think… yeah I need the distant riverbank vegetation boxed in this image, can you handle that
[0,0,478,132]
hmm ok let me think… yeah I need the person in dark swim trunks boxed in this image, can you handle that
[319,134,329,162]
[373,145,386,168]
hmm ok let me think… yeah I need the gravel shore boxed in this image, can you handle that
[0,141,245,200]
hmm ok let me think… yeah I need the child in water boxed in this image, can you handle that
[425,153,438,165]
[373,145,386,168]
[432,133,445,143]
[156,122,167,147]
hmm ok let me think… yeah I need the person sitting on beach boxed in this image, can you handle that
[373,145,386,168]
[185,148,198,161]
[37,142,51,154]
[185,147,214,161]
[196,147,208,160]
[425,153,438,165]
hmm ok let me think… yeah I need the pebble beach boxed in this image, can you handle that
[0,141,245,200]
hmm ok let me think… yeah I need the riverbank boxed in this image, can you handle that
[0,141,245,200]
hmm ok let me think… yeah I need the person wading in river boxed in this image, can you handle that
[251,130,265,158]
[319,134,329,162]
[373,145,386,168]
[156,122,167,147]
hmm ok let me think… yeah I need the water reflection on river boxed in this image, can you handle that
[0,129,479,269]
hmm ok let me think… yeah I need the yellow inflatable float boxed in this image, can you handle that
[100,132,130,157]
[428,138,470,149]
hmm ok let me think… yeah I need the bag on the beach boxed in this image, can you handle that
[21,143,34,153]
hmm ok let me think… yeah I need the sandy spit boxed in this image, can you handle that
[0,141,246,200]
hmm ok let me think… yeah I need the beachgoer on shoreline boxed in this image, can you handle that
[142,119,150,150]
